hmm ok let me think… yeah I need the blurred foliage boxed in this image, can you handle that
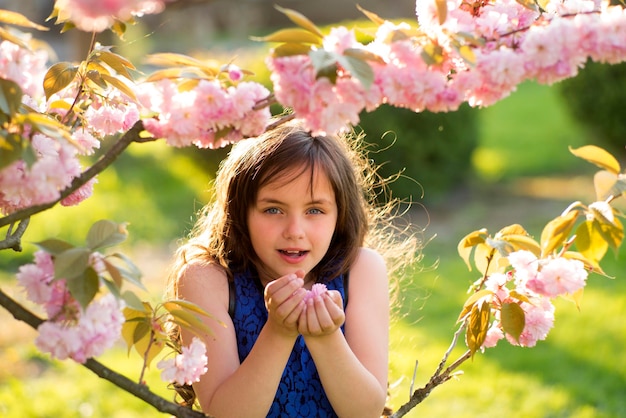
[559,60,626,156]
[357,104,479,203]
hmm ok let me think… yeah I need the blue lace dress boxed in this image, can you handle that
[231,270,346,417]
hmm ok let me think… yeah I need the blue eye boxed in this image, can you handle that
[265,207,280,214]
[308,208,323,215]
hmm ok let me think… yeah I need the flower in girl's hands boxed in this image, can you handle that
[303,283,328,302]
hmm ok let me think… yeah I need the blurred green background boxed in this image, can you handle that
[1,2,626,417]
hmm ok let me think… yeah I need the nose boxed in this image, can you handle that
[283,215,305,240]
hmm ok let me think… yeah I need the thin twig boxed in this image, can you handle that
[0,120,150,230]
[0,287,210,418]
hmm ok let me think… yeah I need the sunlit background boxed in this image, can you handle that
[0,1,625,417]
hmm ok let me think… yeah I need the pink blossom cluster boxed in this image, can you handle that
[54,0,171,33]
[16,251,125,363]
[480,250,588,348]
[0,40,47,98]
[0,133,97,214]
[157,337,208,385]
[138,79,272,148]
[303,283,328,302]
[267,0,626,135]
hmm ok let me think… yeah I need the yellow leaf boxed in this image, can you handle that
[457,289,493,323]
[274,5,323,38]
[94,50,136,79]
[569,145,621,175]
[465,300,491,356]
[356,5,386,25]
[457,44,476,65]
[252,28,322,45]
[540,209,579,257]
[0,9,49,31]
[562,251,605,276]
[100,73,138,101]
[474,243,498,275]
[593,170,619,200]
[457,228,488,270]
[501,234,541,256]
[501,302,525,343]
[343,48,386,65]
[515,0,539,11]
[435,0,448,25]
[575,220,609,264]
[271,42,313,58]
[43,62,79,100]
[560,287,584,310]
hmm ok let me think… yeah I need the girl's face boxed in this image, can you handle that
[247,167,338,286]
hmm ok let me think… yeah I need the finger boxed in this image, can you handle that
[323,293,345,327]
[313,295,336,332]
[265,274,303,306]
[274,287,306,321]
[326,290,343,308]
[305,298,322,335]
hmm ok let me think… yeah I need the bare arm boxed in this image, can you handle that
[177,263,306,418]
[299,248,389,417]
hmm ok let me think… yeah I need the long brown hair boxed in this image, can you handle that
[165,118,420,408]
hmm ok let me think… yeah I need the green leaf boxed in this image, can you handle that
[43,62,79,100]
[270,42,312,58]
[86,220,128,251]
[337,54,374,89]
[0,77,23,116]
[107,252,144,289]
[167,308,215,338]
[163,299,220,322]
[102,277,122,299]
[65,266,100,308]
[21,112,74,143]
[0,132,24,171]
[34,238,75,255]
[501,302,525,343]
[121,290,146,312]
[54,247,91,280]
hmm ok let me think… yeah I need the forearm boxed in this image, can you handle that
[203,325,296,418]
[304,331,387,418]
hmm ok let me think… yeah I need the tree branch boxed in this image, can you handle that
[391,323,471,417]
[0,120,151,230]
[0,218,30,251]
[0,287,210,418]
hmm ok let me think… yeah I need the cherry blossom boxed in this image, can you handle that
[157,337,208,385]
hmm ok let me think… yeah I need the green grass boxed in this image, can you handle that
[1,82,625,417]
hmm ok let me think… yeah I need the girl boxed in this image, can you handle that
[167,119,417,417]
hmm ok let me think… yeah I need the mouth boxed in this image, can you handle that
[279,249,308,258]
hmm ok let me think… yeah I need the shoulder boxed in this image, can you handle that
[346,248,388,305]
[177,260,230,312]
[350,247,387,279]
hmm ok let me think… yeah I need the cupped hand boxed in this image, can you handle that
[264,271,307,336]
[297,290,345,337]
